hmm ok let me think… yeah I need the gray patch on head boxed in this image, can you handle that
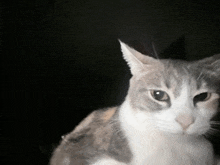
[194,70,205,90]
[128,59,192,111]
[188,60,220,93]
[161,59,198,98]
[128,73,171,111]
[165,79,171,89]
[127,56,220,113]
[138,88,148,93]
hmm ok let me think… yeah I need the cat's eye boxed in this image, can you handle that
[150,90,169,101]
[193,92,211,104]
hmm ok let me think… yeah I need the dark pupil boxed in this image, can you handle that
[193,93,208,103]
[154,91,164,100]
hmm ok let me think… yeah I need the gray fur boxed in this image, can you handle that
[50,107,132,165]
[50,41,220,165]
[126,54,220,112]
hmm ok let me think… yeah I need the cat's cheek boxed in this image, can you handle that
[199,94,220,116]
[187,121,210,135]
[206,98,219,112]
[197,105,217,119]
[153,111,182,134]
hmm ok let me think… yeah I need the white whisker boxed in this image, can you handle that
[152,42,159,60]
[197,70,204,80]
[205,127,220,138]
[210,121,220,125]
[182,67,189,75]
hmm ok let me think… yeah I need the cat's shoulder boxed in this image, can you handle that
[72,106,118,135]
[63,106,118,145]
[50,107,119,165]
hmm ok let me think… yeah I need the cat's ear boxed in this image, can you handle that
[198,54,220,77]
[119,40,159,75]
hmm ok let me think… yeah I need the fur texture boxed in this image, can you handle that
[50,41,220,165]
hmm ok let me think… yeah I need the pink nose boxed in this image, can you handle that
[175,114,195,130]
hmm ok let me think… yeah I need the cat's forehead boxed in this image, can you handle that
[135,59,217,96]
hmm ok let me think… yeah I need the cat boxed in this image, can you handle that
[50,40,220,165]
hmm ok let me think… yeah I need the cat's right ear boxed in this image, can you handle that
[119,40,159,75]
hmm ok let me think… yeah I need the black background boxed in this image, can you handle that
[1,0,220,164]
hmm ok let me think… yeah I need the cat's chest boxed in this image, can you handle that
[128,133,213,165]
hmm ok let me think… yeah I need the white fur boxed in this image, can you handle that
[152,82,219,135]
[119,98,214,165]
[153,82,195,134]
[117,41,218,165]
[91,157,126,165]
[91,42,218,165]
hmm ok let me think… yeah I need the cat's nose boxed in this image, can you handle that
[175,114,195,130]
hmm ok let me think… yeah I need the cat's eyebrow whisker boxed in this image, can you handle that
[210,59,220,66]
[197,70,204,80]
[198,71,208,81]
[182,67,188,75]
[186,65,191,70]
[152,42,159,60]
[201,74,207,80]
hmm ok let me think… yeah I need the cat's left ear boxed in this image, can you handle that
[198,54,220,76]
[119,40,159,75]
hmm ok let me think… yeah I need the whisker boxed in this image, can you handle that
[209,128,220,132]
[182,66,189,75]
[152,42,159,60]
[210,59,220,66]
[197,70,204,80]
[210,121,220,125]
[205,128,220,137]
[210,122,220,130]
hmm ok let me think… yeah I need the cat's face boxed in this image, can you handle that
[119,40,220,136]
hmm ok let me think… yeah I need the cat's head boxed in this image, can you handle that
[119,40,220,136]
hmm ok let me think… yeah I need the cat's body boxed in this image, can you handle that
[50,41,220,165]
[50,107,130,165]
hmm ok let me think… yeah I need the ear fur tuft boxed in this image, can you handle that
[118,39,159,75]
